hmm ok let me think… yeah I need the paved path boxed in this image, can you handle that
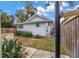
[24,47,69,58]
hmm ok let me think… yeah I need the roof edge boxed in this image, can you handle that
[16,14,53,24]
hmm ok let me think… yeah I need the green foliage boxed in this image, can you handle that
[60,46,67,55]
[34,35,45,39]
[25,2,36,17]
[14,31,22,36]
[14,31,33,37]
[2,39,24,58]
[16,10,26,22]
[1,12,14,28]
[16,2,37,22]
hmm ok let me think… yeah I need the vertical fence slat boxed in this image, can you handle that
[61,16,79,58]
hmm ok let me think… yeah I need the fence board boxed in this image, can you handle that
[61,16,79,58]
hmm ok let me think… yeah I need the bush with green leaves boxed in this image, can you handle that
[34,35,45,39]
[2,39,24,58]
[14,31,22,36]
[14,31,33,37]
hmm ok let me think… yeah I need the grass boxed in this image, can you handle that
[14,36,67,55]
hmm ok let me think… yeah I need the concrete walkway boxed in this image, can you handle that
[24,47,69,58]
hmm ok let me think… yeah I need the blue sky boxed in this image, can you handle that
[0,1,79,20]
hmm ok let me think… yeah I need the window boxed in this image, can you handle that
[48,22,50,26]
[46,29,48,32]
[36,23,40,27]
[18,24,23,29]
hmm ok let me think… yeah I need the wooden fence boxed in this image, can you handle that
[61,15,79,58]
[2,28,17,33]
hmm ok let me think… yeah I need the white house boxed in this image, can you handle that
[15,14,54,36]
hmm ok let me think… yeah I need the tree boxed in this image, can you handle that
[1,11,13,28]
[16,2,37,22]
[16,10,26,22]
[25,2,37,17]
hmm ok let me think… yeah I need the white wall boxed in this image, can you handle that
[17,16,54,36]
[17,22,52,36]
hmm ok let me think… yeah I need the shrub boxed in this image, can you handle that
[24,31,33,37]
[2,39,25,58]
[14,31,33,37]
[14,31,22,36]
[34,35,45,39]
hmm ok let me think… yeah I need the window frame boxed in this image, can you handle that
[18,24,23,29]
[36,23,40,27]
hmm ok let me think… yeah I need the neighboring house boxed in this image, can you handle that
[15,14,54,36]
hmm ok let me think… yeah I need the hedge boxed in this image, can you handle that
[14,31,33,37]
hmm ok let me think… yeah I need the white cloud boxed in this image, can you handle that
[65,4,79,12]
[47,2,54,12]
[36,6,47,16]
[36,11,42,15]
[36,2,69,16]
[22,7,25,10]
[62,2,69,7]
[66,8,73,11]
[37,6,46,13]
[74,5,79,10]
[59,2,69,11]
[36,2,69,15]
[37,11,48,16]
[60,7,63,11]
[37,12,48,16]
[47,2,63,12]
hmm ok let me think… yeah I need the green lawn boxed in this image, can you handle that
[14,36,67,55]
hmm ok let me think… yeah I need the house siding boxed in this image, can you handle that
[16,15,54,36]
[17,22,51,36]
